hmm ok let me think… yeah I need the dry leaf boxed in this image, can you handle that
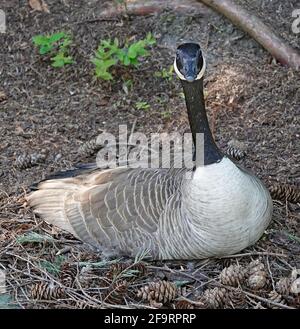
[0,91,7,103]
[28,0,50,13]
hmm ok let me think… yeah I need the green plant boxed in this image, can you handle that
[122,79,133,94]
[120,33,156,67]
[161,110,171,119]
[135,101,150,111]
[51,52,74,68]
[154,65,174,80]
[92,33,156,80]
[32,31,74,68]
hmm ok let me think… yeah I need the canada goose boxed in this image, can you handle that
[27,43,273,260]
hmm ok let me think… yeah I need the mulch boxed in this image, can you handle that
[0,0,299,309]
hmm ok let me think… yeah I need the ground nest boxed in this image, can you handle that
[0,0,299,309]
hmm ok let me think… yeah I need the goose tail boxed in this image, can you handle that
[27,179,79,237]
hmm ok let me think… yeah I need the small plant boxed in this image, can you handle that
[92,33,156,80]
[154,65,174,81]
[135,101,150,111]
[32,31,74,68]
[119,33,156,67]
[122,79,133,94]
[161,110,172,119]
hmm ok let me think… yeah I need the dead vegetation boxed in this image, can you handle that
[0,0,299,309]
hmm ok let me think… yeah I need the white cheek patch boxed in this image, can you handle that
[174,57,206,81]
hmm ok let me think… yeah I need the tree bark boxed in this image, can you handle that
[199,0,300,70]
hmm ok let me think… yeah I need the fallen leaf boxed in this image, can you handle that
[29,0,42,11]
[28,0,50,13]
[15,125,25,135]
[41,0,50,13]
[0,91,7,103]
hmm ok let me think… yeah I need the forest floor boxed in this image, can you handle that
[0,0,299,309]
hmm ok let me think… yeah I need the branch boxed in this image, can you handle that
[199,0,300,70]
[100,0,211,18]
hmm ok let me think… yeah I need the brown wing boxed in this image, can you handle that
[28,166,183,257]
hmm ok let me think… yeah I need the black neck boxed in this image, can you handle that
[181,78,223,166]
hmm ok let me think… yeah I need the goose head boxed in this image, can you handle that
[174,42,206,82]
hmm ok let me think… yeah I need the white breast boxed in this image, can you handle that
[180,157,273,258]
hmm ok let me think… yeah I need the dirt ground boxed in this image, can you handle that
[0,0,299,309]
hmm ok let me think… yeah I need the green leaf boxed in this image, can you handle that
[130,58,139,67]
[145,32,156,45]
[32,35,49,46]
[91,58,102,66]
[123,55,131,66]
[51,52,74,67]
[95,69,113,80]
[51,59,65,67]
[127,45,137,59]
[135,101,150,110]
[60,37,72,48]
[48,32,66,43]
[39,44,52,54]
[116,50,126,62]
[102,58,117,69]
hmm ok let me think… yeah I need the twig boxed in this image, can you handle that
[241,290,295,310]
[71,18,119,25]
[219,251,287,259]
[148,265,205,283]
[266,256,275,291]
[99,0,211,18]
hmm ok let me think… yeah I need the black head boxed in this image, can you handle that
[174,43,205,82]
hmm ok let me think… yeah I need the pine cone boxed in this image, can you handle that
[200,287,230,309]
[226,146,246,161]
[137,280,177,305]
[228,290,246,308]
[290,278,300,295]
[31,282,64,300]
[103,280,128,305]
[276,277,292,296]
[107,262,147,281]
[174,299,195,309]
[269,184,300,204]
[220,264,247,287]
[60,263,77,287]
[247,260,268,290]
[78,138,102,157]
[15,153,46,169]
[268,291,287,308]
